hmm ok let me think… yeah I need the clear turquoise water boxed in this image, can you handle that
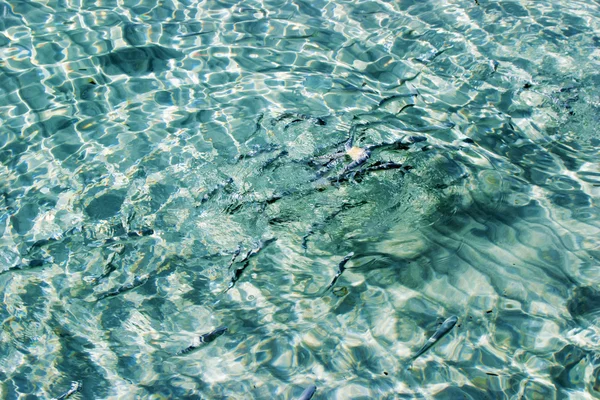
[1,0,600,398]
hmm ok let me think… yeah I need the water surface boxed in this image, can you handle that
[1,0,600,398]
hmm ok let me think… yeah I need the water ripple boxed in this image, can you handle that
[2,0,600,398]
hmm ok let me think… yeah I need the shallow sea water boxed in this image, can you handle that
[1,0,600,398]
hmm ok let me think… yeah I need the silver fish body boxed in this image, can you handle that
[298,384,317,400]
[177,326,228,355]
[199,326,228,344]
[54,381,81,400]
[412,315,458,360]
[326,252,354,290]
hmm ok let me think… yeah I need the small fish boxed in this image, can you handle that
[89,259,117,286]
[414,45,453,64]
[342,148,371,173]
[298,384,317,400]
[273,112,326,126]
[226,261,250,292]
[260,150,289,171]
[313,130,372,181]
[334,163,410,184]
[177,326,228,355]
[376,93,418,110]
[227,244,242,269]
[489,60,499,72]
[96,274,149,301]
[126,228,154,238]
[349,134,426,158]
[238,238,277,264]
[330,79,378,94]
[28,225,83,253]
[53,381,81,400]
[235,144,280,162]
[326,252,354,290]
[198,178,234,206]
[411,316,458,361]
[302,202,365,250]
[1,257,53,275]
[396,103,416,114]
[28,237,59,252]
[226,238,277,291]
[87,228,154,248]
[362,161,406,172]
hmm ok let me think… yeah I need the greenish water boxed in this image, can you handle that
[1,0,600,398]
